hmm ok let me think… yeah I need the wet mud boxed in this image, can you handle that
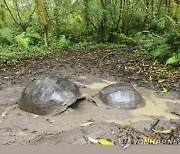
[0,74,179,145]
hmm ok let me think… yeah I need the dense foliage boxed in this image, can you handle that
[0,0,179,66]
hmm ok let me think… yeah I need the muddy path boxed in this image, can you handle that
[0,48,180,145]
[0,48,179,94]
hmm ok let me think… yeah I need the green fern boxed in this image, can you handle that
[15,32,30,48]
[151,43,170,58]
[166,50,180,66]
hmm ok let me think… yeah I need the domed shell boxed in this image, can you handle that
[99,83,145,109]
[18,76,81,115]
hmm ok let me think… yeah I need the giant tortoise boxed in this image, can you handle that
[99,83,145,109]
[18,76,83,115]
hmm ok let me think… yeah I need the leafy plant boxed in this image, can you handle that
[58,35,70,48]
[149,18,166,32]
[151,44,171,59]
[26,27,42,45]
[0,45,52,66]
[0,0,179,67]
[15,32,30,48]
[0,27,14,44]
[109,32,136,46]
[166,49,180,66]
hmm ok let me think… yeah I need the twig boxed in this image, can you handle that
[1,104,18,117]
[171,111,180,117]
[99,52,115,67]
[0,4,8,10]
[87,96,99,107]
[150,118,160,131]
[87,17,97,30]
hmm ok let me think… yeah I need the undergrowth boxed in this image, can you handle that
[0,31,179,67]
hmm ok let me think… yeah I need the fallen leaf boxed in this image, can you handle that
[88,137,98,144]
[80,122,93,127]
[98,139,114,145]
[143,136,157,144]
[49,119,55,123]
[126,120,132,126]
[3,76,9,79]
[149,76,153,81]
[152,128,172,134]
[127,67,133,69]
[162,87,168,93]
[158,79,165,83]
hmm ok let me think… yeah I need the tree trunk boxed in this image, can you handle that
[151,0,154,13]
[144,0,150,24]
[54,0,60,38]
[35,0,48,46]
[83,0,90,32]
[157,0,163,18]
[0,8,5,28]
[98,0,110,43]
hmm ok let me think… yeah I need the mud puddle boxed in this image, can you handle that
[0,75,180,145]
[75,76,180,122]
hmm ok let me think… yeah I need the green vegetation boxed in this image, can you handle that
[0,0,179,66]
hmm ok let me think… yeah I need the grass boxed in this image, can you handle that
[0,42,128,67]
[0,45,52,66]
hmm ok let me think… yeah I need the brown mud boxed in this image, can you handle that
[0,48,179,145]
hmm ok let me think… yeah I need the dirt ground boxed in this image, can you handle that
[0,48,180,145]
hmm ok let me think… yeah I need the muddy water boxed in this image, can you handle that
[0,75,179,144]
[132,86,179,120]
[75,77,180,124]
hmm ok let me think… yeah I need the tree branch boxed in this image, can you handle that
[87,17,97,30]
[0,3,8,10]
[27,3,37,27]
[3,0,25,30]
